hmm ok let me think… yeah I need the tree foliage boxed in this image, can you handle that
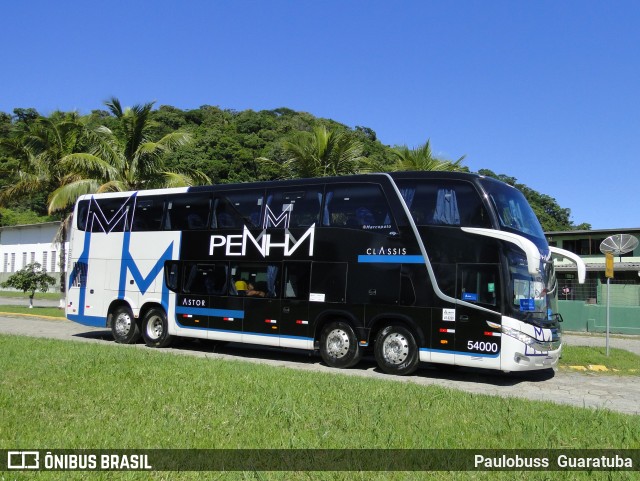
[48,98,208,213]
[1,262,56,306]
[0,111,86,217]
[0,207,54,226]
[391,139,467,172]
[0,101,588,232]
[0,111,92,295]
[261,125,366,178]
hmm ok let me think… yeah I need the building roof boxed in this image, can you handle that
[546,227,640,236]
[555,262,640,272]
[0,221,62,232]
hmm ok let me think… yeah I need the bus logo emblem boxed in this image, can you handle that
[209,224,315,257]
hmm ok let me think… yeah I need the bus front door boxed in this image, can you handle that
[454,264,502,369]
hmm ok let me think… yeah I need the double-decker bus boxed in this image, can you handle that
[66,172,585,375]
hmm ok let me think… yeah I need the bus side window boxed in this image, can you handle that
[264,188,322,228]
[164,194,211,231]
[398,180,491,228]
[230,263,280,298]
[182,263,229,295]
[165,261,180,292]
[132,196,164,231]
[283,262,311,299]
[211,197,240,229]
[457,264,499,307]
[76,200,89,231]
[323,184,396,234]
[93,197,135,232]
[310,262,347,303]
[223,190,265,228]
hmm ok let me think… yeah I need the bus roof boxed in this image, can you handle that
[187,171,487,193]
[76,171,493,201]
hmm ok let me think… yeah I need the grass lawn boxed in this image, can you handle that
[0,334,638,480]
[0,305,65,318]
[0,290,62,301]
[559,346,640,375]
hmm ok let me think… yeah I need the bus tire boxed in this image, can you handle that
[142,307,173,348]
[374,325,419,375]
[319,321,362,369]
[111,305,140,344]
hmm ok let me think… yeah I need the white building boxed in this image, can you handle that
[0,222,68,283]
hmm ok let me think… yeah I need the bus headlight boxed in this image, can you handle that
[501,326,560,352]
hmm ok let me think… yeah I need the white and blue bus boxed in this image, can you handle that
[66,172,585,375]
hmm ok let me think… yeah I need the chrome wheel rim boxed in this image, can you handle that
[326,329,350,358]
[382,332,409,365]
[146,315,163,340]
[114,313,132,337]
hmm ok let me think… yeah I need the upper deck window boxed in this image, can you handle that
[265,187,322,228]
[396,180,491,228]
[164,194,211,231]
[323,183,397,234]
[219,190,264,228]
[211,196,243,229]
[132,196,164,231]
[76,196,135,233]
[76,200,89,231]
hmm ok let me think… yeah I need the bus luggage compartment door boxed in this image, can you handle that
[279,299,311,349]
[242,297,281,347]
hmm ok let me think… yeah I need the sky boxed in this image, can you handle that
[1,0,639,230]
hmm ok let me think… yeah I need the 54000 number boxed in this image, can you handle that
[467,341,499,353]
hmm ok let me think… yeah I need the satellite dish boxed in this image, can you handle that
[599,233,639,256]
[599,233,638,357]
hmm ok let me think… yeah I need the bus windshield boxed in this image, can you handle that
[480,178,546,241]
[506,248,559,325]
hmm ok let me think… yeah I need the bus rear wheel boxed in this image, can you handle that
[374,325,419,375]
[319,321,362,369]
[142,307,173,348]
[111,306,140,344]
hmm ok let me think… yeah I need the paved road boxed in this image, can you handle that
[0,312,638,416]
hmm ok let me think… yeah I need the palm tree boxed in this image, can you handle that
[0,111,84,205]
[0,112,87,295]
[392,139,466,172]
[48,97,208,212]
[275,125,365,178]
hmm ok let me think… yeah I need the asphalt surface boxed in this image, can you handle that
[0,298,639,416]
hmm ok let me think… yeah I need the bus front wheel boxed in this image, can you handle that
[111,306,140,344]
[142,308,173,348]
[319,321,362,369]
[374,325,419,375]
